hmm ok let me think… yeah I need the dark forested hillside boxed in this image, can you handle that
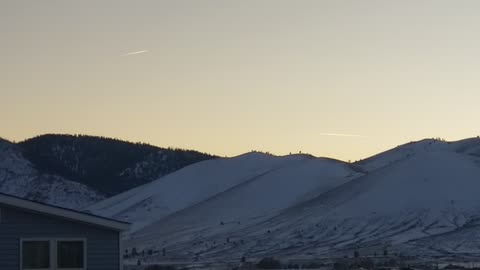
[18,134,217,196]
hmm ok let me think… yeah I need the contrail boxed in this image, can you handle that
[123,50,149,56]
[318,133,368,138]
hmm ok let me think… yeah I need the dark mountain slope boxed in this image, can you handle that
[18,134,217,196]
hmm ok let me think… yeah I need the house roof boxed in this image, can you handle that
[0,192,129,231]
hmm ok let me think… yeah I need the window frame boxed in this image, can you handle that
[20,238,87,270]
[20,238,53,270]
[55,238,87,270]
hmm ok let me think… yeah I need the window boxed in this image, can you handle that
[22,241,50,269]
[21,239,86,270]
[57,240,84,269]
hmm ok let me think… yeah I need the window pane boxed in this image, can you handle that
[57,241,84,268]
[22,241,50,269]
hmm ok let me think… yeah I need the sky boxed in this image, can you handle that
[2,0,480,161]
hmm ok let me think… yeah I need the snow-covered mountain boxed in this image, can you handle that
[89,152,361,232]
[88,137,480,263]
[0,134,217,209]
[0,138,103,209]
[6,133,480,261]
[254,139,480,258]
[19,134,217,196]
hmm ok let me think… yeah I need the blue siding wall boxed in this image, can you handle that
[0,204,120,270]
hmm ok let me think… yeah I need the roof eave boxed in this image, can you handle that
[0,193,130,232]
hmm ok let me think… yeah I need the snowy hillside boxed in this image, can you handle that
[88,137,480,263]
[262,148,480,257]
[7,134,480,261]
[19,134,217,196]
[356,138,451,171]
[89,153,360,231]
[0,134,217,209]
[0,139,104,209]
[89,152,360,232]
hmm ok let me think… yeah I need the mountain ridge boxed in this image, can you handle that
[87,137,480,263]
[0,134,218,208]
[0,138,104,209]
[4,134,480,262]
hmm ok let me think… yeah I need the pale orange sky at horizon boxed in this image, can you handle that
[2,0,480,161]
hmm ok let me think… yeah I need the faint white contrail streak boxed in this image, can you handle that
[318,133,368,138]
[123,50,149,56]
